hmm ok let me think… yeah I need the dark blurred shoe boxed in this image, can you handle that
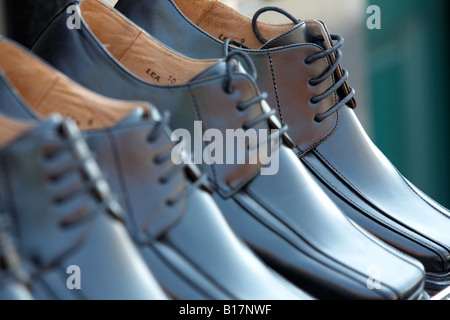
[0,212,33,300]
[29,1,427,300]
[0,112,168,300]
[115,0,450,293]
[0,39,311,300]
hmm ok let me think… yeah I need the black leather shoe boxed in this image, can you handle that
[115,0,450,293]
[0,112,168,300]
[0,213,33,300]
[29,0,427,299]
[0,39,311,300]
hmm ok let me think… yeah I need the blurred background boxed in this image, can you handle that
[0,0,449,208]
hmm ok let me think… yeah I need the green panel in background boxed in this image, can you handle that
[367,0,450,207]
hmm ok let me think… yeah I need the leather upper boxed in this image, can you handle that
[83,112,310,300]
[115,0,450,288]
[0,213,33,301]
[0,41,311,300]
[0,113,168,300]
[27,0,429,299]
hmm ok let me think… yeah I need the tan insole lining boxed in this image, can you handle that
[0,114,34,148]
[80,0,218,86]
[173,0,295,49]
[0,41,149,130]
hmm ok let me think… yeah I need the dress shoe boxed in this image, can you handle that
[0,39,311,300]
[115,0,450,293]
[0,111,168,300]
[29,0,427,299]
[0,213,33,300]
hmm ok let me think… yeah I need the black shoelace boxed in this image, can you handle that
[252,6,356,123]
[148,111,209,207]
[304,34,356,122]
[0,213,30,284]
[222,46,289,141]
[44,120,122,229]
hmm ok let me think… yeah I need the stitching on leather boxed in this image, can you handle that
[165,237,237,299]
[187,85,220,190]
[167,0,327,55]
[304,152,449,261]
[267,52,284,125]
[326,54,338,107]
[194,1,217,26]
[314,146,450,234]
[302,156,446,261]
[106,129,135,230]
[347,215,426,276]
[117,30,142,62]
[240,189,393,296]
[313,147,450,254]
[303,159,425,271]
[150,244,216,299]
[261,23,304,49]
[234,193,374,289]
[0,157,16,231]
[296,53,338,156]
[34,76,59,110]
[296,110,340,158]
[393,160,450,221]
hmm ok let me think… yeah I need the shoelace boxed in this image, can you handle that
[222,45,289,139]
[44,120,122,229]
[148,111,209,206]
[304,34,356,122]
[252,6,356,123]
[0,213,29,284]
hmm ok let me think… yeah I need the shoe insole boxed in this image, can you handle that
[0,114,34,148]
[0,41,149,130]
[79,0,218,86]
[173,0,295,49]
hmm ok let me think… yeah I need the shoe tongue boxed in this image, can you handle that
[189,59,247,83]
[259,20,328,50]
[189,60,228,82]
[0,114,37,148]
[115,104,161,125]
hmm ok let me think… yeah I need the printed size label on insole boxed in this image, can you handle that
[146,68,177,85]
[218,33,246,45]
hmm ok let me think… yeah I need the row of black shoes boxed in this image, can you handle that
[1,0,450,300]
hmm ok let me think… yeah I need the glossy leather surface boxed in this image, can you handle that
[29,2,427,299]
[0,44,311,300]
[84,109,308,300]
[0,280,32,300]
[0,214,33,301]
[0,114,168,300]
[115,0,450,291]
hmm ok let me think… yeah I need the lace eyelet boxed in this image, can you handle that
[154,157,163,165]
[58,220,70,229]
[236,104,245,112]
[304,57,313,65]
[308,78,317,87]
[166,199,175,207]
[224,86,235,95]
[314,116,323,123]
[310,97,318,105]
[159,176,168,184]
